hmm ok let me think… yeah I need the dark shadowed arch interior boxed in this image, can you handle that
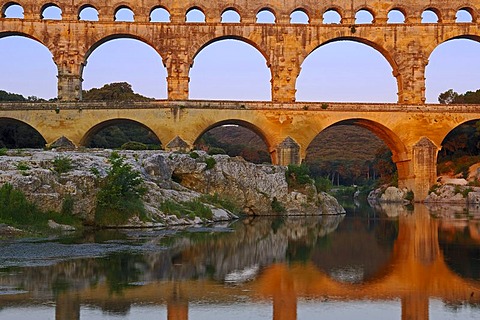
[189,38,271,101]
[0,118,46,148]
[296,38,398,103]
[194,120,271,164]
[437,119,480,179]
[82,36,167,99]
[311,216,398,284]
[82,119,162,149]
[439,220,480,281]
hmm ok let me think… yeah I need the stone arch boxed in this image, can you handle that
[114,5,134,22]
[355,7,376,24]
[186,6,206,23]
[290,8,309,24]
[40,2,62,20]
[81,33,166,78]
[387,7,406,23]
[191,35,270,68]
[1,2,23,18]
[299,37,401,102]
[193,119,273,163]
[424,35,480,103]
[78,4,98,21]
[421,7,441,23]
[456,7,476,23]
[304,118,409,185]
[221,7,241,23]
[80,118,162,147]
[149,5,170,22]
[256,7,276,23]
[0,117,47,148]
[322,7,343,24]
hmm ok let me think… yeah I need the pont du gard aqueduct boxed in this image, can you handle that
[1,0,480,200]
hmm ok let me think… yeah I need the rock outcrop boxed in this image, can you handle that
[0,150,345,227]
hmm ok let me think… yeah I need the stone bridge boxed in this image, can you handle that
[2,0,480,200]
[2,100,480,200]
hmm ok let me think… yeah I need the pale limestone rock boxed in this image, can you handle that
[48,220,76,231]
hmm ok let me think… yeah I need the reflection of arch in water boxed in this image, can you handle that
[438,220,480,281]
[310,217,398,284]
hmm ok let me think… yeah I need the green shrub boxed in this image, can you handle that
[286,164,312,189]
[95,152,146,227]
[16,162,30,171]
[198,193,240,214]
[189,151,199,159]
[61,194,74,215]
[121,141,148,150]
[205,157,216,170]
[315,176,332,193]
[207,147,226,155]
[271,197,286,214]
[53,156,73,174]
[0,148,7,156]
[405,190,414,202]
[160,199,213,220]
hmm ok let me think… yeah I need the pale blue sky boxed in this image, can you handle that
[0,6,479,103]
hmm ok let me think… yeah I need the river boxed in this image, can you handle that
[0,203,479,319]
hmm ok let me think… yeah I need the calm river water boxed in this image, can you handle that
[0,203,479,320]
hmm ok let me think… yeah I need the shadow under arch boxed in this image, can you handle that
[0,117,46,148]
[80,118,162,148]
[299,37,401,102]
[193,119,272,163]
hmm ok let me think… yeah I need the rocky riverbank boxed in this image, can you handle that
[0,149,345,227]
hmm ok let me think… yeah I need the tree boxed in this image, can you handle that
[438,89,480,104]
[438,89,459,104]
[0,90,27,102]
[82,82,153,101]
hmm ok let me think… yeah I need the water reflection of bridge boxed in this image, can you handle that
[1,206,480,319]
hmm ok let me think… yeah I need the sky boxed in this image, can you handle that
[0,6,479,103]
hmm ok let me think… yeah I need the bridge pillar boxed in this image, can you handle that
[271,51,300,102]
[276,137,300,166]
[411,137,438,201]
[395,47,427,104]
[57,73,82,101]
[165,52,190,100]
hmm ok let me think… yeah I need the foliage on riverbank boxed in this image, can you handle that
[94,152,147,227]
[0,183,81,234]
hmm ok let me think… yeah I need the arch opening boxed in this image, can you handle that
[82,37,167,100]
[425,38,480,103]
[305,121,399,188]
[437,120,480,181]
[82,119,162,149]
[78,5,98,21]
[355,9,374,24]
[41,3,62,20]
[456,9,473,23]
[186,7,205,23]
[256,8,275,24]
[221,8,240,23]
[189,39,271,101]
[296,39,398,103]
[194,120,271,164]
[115,7,134,22]
[387,9,405,23]
[0,118,46,148]
[323,9,341,24]
[2,3,23,18]
[150,7,170,22]
[290,9,309,24]
[0,34,57,100]
[422,9,439,23]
